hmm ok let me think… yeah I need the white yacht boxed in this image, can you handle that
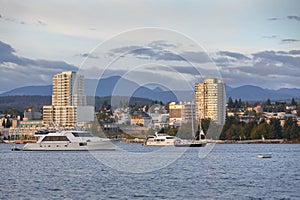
[144,132,177,146]
[23,130,116,151]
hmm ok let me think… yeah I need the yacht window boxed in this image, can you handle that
[72,132,79,137]
[166,137,174,139]
[154,139,165,142]
[72,132,95,137]
[42,136,70,142]
[79,142,87,146]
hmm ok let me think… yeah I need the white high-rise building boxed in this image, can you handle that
[195,78,226,125]
[52,71,85,107]
[43,71,86,128]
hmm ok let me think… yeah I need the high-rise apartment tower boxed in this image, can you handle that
[195,78,226,125]
[43,71,85,128]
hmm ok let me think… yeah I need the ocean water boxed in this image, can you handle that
[0,143,299,200]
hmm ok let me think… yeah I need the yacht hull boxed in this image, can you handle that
[175,143,206,147]
[23,141,116,151]
[144,141,175,146]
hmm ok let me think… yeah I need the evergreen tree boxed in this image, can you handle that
[266,98,271,106]
[290,123,299,140]
[145,105,149,112]
[234,99,239,108]
[225,124,240,140]
[227,97,234,109]
[220,116,240,139]
[291,98,297,106]
[244,121,256,139]
[283,117,295,139]
[238,98,242,108]
[269,118,282,139]
[5,119,11,128]
[250,122,270,139]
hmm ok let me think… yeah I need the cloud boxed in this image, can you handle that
[213,49,300,89]
[218,51,250,60]
[289,50,300,55]
[170,66,201,75]
[252,50,300,67]
[148,40,177,50]
[277,51,288,55]
[0,13,27,25]
[109,45,142,54]
[281,39,300,43]
[1,40,300,92]
[0,13,47,27]
[75,53,99,59]
[111,46,183,61]
[287,15,300,21]
[262,35,277,39]
[267,16,300,22]
[180,51,211,63]
[0,41,16,61]
[108,41,181,61]
[109,42,210,63]
[267,17,281,21]
[0,41,77,70]
[108,42,300,89]
[0,40,78,91]
[37,20,47,26]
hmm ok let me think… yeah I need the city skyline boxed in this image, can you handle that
[0,0,299,93]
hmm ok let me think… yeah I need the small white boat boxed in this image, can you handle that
[11,146,22,151]
[144,132,177,146]
[23,130,116,151]
[257,153,272,158]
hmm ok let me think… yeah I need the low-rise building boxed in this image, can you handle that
[23,108,42,121]
[253,104,263,113]
[130,110,151,127]
[169,102,196,127]
[10,120,45,138]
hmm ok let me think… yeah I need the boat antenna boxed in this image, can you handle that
[51,120,61,132]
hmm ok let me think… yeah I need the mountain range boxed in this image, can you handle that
[1,76,300,102]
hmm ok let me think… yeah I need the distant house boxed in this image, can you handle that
[286,105,297,110]
[130,110,151,127]
[253,104,263,113]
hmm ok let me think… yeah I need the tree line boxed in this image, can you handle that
[222,97,300,141]
[219,116,300,141]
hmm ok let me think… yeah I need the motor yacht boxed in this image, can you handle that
[23,130,116,151]
[144,132,177,146]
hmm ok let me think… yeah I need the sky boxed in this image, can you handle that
[0,0,300,93]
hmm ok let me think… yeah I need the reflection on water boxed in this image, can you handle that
[0,144,299,199]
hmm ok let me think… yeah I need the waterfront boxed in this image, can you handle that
[1,144,300,199]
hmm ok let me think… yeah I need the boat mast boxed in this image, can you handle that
[191,92,200,140]
[191,99,195,139]
[195,91,203,141]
